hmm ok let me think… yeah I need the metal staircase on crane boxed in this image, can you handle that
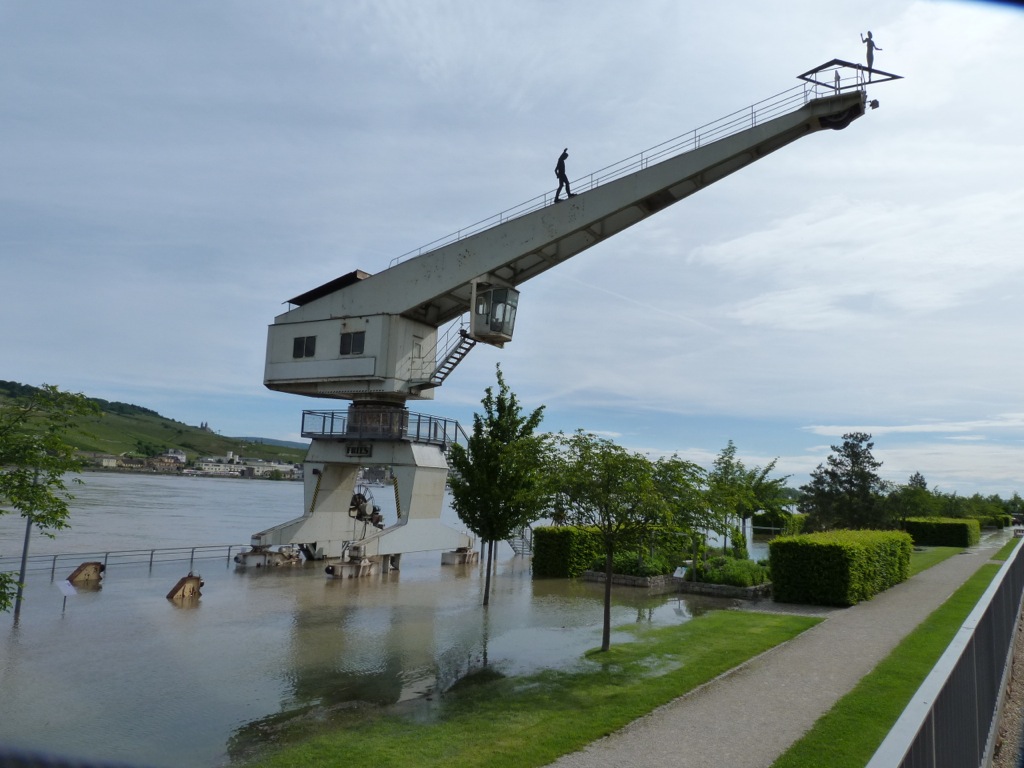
[422,330,477,391]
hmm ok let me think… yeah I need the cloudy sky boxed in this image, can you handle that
[2,1,1022,496]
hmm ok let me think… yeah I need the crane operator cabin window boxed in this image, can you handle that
[472,286,519,343]
[292,335,316,359]
[340,331,365,356]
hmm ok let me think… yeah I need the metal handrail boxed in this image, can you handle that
[394,314,470,382]
[301,409,469,449]
[387,80,848,269]
[0,544,248,581]
[866,539,1024,767]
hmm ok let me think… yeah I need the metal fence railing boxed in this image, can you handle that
[301,408,468,450]
[387,79,857,269]
[866,539,1024,768]
[0,544,248,585]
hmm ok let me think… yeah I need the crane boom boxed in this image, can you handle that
[264,75,873,403]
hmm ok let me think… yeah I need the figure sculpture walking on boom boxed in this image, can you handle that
[861,31,881,80]
[554,148,576,203]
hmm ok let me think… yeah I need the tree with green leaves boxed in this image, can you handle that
[653,455,708,577]
[743,459,791,529]
[447,366,550,606]
[1005,493,1024,521]
[0,384,97,615]
[706,442,790,544]
[799,432,890,531]
[553,431,668,652]
[705,441,751,551]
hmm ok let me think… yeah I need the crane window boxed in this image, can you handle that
[340,331,365,356]
[292,335,317,359]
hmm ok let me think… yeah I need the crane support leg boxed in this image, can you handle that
[251,437,472,562]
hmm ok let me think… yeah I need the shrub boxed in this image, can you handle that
[590,550,673,577]
[769,529,913,607]
[702,558,769,588]
[532,526,601,578]
[781,514,806,536]
[903,517,980,547]
[729,524,748,560]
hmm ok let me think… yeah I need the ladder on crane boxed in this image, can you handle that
[425,329,477,390]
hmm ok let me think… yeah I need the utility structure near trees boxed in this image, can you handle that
[248,61,897,572]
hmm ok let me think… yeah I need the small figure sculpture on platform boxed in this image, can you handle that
[861,31,882,80]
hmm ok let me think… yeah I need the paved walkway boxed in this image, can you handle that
[545,543,1002,768]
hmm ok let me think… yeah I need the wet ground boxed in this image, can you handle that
[0,473,741,767]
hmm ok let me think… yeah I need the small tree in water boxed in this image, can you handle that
[0,384,97,615]
[553,431,668,652]
[448,366,550,606]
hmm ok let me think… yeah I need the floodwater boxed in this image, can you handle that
[0,473,741,768]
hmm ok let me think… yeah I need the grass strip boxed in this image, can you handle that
[770,562,1001,768]
[907,546,962,577]
[245,610,820,768]
[993,537,1022,562]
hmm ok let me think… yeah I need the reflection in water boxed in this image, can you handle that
[0,474,737,768]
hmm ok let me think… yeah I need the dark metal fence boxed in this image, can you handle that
[866,540,1024,768]
[301,408,468,449]
[0,544,247,584]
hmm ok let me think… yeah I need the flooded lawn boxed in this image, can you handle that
[0,474,735,767]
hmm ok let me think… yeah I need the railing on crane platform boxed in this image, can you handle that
[301,408,469,450]
[387,63,875,270]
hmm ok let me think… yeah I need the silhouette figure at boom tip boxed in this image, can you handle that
[554,147,576,204]
[860,31,882,80]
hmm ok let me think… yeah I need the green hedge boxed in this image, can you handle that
[532,526,601,578]
[990,514,1013,529]
[591,550,674,577]
[904,517,981,547]
[769,530,913,607]
[752,511,794,531]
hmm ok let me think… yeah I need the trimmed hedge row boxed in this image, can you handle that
[769,529,913,607]
[903,516,981,547]
[532,526,601,578]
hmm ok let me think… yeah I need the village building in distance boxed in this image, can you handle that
[82,449,303,481]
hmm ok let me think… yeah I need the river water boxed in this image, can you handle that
[0,473,744,767]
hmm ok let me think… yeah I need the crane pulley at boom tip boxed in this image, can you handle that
[264,60,900,403]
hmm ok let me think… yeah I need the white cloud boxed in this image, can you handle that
[3,0,1024,495]
[805,414,1024,438]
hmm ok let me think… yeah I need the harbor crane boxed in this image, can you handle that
[245,61,900,574]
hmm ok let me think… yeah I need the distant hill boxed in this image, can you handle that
[0,380,308,463]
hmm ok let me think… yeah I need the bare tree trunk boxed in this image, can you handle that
[601,547,614,652]
[13,514,32,623]
[483,539,494,606]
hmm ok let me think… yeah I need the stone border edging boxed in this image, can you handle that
[580,570,772,599]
